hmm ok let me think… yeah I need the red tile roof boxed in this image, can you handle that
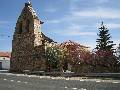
[0,52,11,58]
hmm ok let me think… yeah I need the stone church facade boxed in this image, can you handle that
[10,2,54,72]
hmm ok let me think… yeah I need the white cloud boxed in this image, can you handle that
[64,31,96,36]
[53,24,96,36]
[95,23,120,29]
[75,40,96,50]
[67,24,81,30]
[46,20,61,24]
[112,39,120,49]
[71,8,120,19]
[0,21,11,28]
[44,8,56,13]
[106,23,120,29]
[96,0,109,3]
[47,8,120,27]
[72,0,79,2]
[0,21,9,24]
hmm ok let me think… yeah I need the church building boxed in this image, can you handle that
[10,2,54,72]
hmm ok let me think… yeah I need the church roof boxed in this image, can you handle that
[0,52,11,58]
[19,1,39,20]
[60,40,89,48]
[41,32,55,43]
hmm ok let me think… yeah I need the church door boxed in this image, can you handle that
[0,62,2,70]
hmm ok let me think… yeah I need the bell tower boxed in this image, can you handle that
[10,1,47,72]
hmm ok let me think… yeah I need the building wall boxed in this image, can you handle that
[116,44,120,58]
[0,57,10,70]
[10,2,52,72]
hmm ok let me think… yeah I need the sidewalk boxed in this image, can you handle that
[0,70,9,73]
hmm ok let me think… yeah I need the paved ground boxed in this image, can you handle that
[0,73,120,90]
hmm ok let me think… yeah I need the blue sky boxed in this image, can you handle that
[0,0,120,52]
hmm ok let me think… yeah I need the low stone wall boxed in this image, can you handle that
[10,69,120,78]
[85,73,120,78]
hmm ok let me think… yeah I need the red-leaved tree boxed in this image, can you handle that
[60,40,92,72]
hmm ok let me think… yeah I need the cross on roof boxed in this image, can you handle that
[28,0,32,3]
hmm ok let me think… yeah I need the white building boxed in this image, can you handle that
[0,52,10,70]
[116,44,120,62]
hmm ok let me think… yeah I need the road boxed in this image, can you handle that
[0,73,120,90]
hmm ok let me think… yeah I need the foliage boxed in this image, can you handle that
[45,45,67,71]
[45,45,60,70]
[94,22,118,72]
[60,40,92,72]
[44,22,120,73]
[96,22,115,53]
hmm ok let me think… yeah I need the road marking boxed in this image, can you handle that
[96,81,101,82]
[6,73,12,75]
[17,81,21,83]
[51,77,55,79]
[24,82,28,84]
[64,86,68,88]
[72,88,77,90]
[16,74,21,76]
[28,76,31,77]
[10,80,14,82]
[3,79,7,80]
[80,79,84,81]
[79,88,87,90]
[66,78,69,80]
[113,82,119,83]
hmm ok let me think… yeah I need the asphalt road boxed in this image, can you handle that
[0,73,120,90]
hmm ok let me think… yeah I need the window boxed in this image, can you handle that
[25,19,30,32]
[19,22,22,34]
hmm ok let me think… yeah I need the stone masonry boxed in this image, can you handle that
[10,2,54,72]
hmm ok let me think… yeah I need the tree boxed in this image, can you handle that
[45,45,66,72]
[60,40,92,72]
[95,22,117,72]
[96,22,115,53]
[45,45,60,71]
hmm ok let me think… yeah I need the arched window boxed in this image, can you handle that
[19,22,22,34]
[25,19,30,32]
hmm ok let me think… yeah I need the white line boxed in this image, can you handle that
[51,77,55,79]
[3,79,7,80]
[113,82,119,83]
[80,80,84,81]
[66,78,69,80]
[96,81,101,82]
[72,88,77,90]
[16,74,21,76]
[79,88,87,90]
[64,86,68,88]
[28,76,31,77]
[24,82,28,84]
[10,80,14,82]
[17,81,21,83]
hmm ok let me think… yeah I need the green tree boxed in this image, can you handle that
[46,46,60,70]
[45,45,66,72]
[95,22,118,72]
[96,22,115,52]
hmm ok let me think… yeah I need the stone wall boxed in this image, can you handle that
[10,2,54,72]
